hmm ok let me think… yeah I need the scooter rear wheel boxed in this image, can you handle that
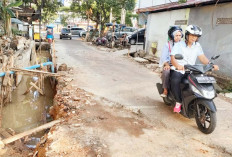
[195,100,216,134]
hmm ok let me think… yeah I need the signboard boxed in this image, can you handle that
[175,20,187,25]
[216,18,232,24]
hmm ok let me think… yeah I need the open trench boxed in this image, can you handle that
[0,44,57,156]
[2,76,54,148]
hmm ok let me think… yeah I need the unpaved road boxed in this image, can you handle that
[54,35,232,156]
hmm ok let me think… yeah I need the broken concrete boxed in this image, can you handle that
[133,57,149,63]
[225,93,232,99]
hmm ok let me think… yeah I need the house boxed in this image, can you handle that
[137,0,232,78]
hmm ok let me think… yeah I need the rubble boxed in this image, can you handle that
[133,57,149,63]
[10,36,27,50]
[58,63,68,71]
[224,93,232,99]
[145,63,159,71]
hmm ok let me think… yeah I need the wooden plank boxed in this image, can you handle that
[23,81,38,95]
[30,82,44,95]
[1,119,62,145]
[0,128,12,138]
[5,128,15,136]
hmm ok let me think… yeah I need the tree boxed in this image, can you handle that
[60,14,69,26]
[125,12,138,26]
[41,0,63,25]
[70,0,136,36]
[0,0,23,36]
[116,0,136,24]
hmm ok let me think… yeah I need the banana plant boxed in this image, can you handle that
[0,0,23,36]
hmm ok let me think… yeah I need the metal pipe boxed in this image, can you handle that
[0,62,54,77]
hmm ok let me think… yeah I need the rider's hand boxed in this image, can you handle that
[177,65,185,71]
[163,65,170,70]
[213,65,219,71]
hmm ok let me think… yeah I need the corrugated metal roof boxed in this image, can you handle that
[137,0,231,13]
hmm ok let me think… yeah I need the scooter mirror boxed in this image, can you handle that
[175,54,184,60]
[211,55,220,60]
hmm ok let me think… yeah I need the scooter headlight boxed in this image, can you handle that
[201,89,215,99]
[191,85,215,99]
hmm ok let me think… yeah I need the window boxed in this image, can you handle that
[62,28,70,33]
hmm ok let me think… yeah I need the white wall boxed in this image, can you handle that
[145,8,190,56]
[139,0,178,8]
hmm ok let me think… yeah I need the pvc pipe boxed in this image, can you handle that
[0,62,54,77]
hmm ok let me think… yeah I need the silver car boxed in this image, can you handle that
[107,27,137,40]
[70,27,85,36]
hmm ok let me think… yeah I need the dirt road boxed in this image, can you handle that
[49,35,232,156]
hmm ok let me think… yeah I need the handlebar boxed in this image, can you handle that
[173,63,214,74]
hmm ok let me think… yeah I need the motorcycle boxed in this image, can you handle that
[156,54,220,134]
[96,37,108,46]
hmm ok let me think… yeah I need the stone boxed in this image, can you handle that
[0,141,5,149]
[134,57,149,63]
[145,64,159,69]
[138,50,146,58]
[225,93,232,99]
[73,97,81,101]
[58,63,68,71]
[64,78,73,82]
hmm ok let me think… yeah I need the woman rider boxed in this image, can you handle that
[159,26,183,97]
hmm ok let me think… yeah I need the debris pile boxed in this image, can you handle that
[0,36,30,54]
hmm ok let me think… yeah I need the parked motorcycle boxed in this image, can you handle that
[95,37,108,46]
[156,54,220,134]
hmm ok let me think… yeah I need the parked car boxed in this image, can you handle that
[60,28,72,40]
[70,27,85,36]
[105,23,126,30]
[127,28,145,45]
[80,29,99,37]
[107,27,137,40]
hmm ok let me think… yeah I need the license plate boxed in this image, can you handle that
[196,77,216,83]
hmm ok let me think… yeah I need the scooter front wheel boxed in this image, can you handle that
[195,100,216,134]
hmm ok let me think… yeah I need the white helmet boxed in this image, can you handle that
[185,25,202,37]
